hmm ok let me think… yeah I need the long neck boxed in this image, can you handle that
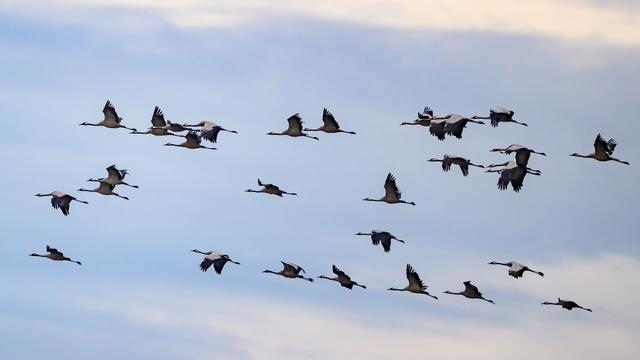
[388,287,406,291]
[363,198,381,202]
[192,249,209,255]
[444,291,462,295]
[491,262,510,267]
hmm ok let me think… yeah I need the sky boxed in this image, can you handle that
[1,0,639,359]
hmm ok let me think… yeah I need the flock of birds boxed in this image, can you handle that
[31,101,630,313]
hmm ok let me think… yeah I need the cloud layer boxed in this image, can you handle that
[2,0,640,45]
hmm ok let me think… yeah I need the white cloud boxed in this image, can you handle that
[2,0,640,46]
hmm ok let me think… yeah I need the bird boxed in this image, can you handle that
[130,106,183,137]
[490,144,546,168]
[363,173,415,206]
[388,264,438,300]
[191,249,240,274]
[488,261,544,278]
[263,261,313,282]
[486,161,541,192]
[267,113,319,140]
[355,230,405,252]
[444,114,485,139]
[401,106,434,126]
[34,191,88,216]
[183,121,238,143]
[542,298,592,312]
[87,165,139,188]
[303,108,356,134]
[471,107,527,127]
[78,180,129,200]
[571,134,630,165]
[79,100,136,131]
[30,245,81,265]
[428,154,485,176]
[163,131,217,150]
[444,281,495,304]
[245,179,297,197]
[318,265,366,289]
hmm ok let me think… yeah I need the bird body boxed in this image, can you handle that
[78,181,129,200]
[490,144,546,168]
[164,131,216,150]
[363,173,415,206]
[355,230,405,252]
[444,281,495,304]
[191,249,240,274]
[428,154,484,176]
[30,245,81,265]
[130,106,183,137]
[246,179,297,197]
[542,298,592,312]
[318,265,366,289]
[472,107,527,127]
[388,264,438,300]
[80,100,136,131]
[35,191,88,216]
[488,261,544,278]
[183,121,238,143]
[268,114,319,140]
[571,134,629,165]
[304,108,356,134]
[263,261,313,282]
[87,165,139,188]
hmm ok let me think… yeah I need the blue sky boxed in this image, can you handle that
[1,1,639,359]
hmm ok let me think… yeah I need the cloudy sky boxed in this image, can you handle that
[1,1,639,359]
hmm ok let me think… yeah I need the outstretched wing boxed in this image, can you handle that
[282,261,302,274]
[332,265,349,280]
[199,258,213,272]
[212,258,228,274]
[463,281,479,294]
[51,195,72,216]
[322,108,340,129]
[406,264,425,289]
[287,114,303,133]
[151,106,167,127]
[201,126,222,143]
[106,165,123,181]
[46,245,63,257]
[384,173,401,200]
[185,130,201,146]
[103,100,120,123]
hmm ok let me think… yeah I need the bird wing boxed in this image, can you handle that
[463,281,479,294]
[201,126,222,143]
[106,165,123,181]
[593,134,610,155]
[151,106,167,127]
[185,131,201,146]
[287,113,303,133]
[212,258,228,274]
[322,108,340,129]
[52,195,72,216]
[199,258,213,272]
[384,173,401,200]
[515,149,531,167]
[429,120,446,140]
[406,264,425,289]
[370,232,382,246]
[380,238,392,252]
[282,261,301,274]
[497,168,515,191]
[442,155,453,172]
[332,265,350,280]
[46,245,63,257]
[103,101,120,123]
